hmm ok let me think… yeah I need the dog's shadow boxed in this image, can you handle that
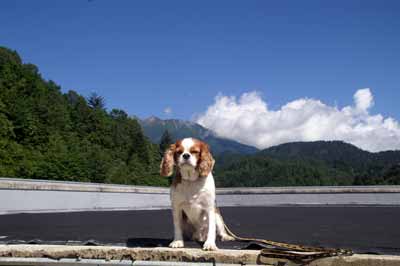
[126,238,206,248]
[126,238,171,248]
[126,238,257,250]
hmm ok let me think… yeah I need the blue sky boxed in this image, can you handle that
[1,0,399,121]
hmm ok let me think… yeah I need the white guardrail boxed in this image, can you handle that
[1,177,400,214]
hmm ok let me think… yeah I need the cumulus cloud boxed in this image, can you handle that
[354,88,374,111]
[164,107,172,115]
[195,89,400,152]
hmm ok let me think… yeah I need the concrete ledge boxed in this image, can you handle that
[2,177,400,194]
[0,178,169,194]
[0,257,259,266]
[217,186,400,194]
[1,178,400,214]
[0,245,399,266]
[0,245,258,265]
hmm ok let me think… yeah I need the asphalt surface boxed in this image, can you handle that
[0,206,399,255]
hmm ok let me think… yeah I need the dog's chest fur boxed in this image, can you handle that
[171,173,215,223]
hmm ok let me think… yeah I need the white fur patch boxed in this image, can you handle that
[181,138,195,151]
[178,138,198,171]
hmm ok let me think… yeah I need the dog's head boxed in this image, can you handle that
[160,138,215,180]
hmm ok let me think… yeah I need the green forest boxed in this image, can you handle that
[1,46,399,187]
[0,47,167,186]
[213,143,400,187]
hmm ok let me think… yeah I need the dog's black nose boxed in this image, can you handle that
[182,153,190,160]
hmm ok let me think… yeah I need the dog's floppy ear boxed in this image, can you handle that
[197,142,215,177]
[160,144,176,177]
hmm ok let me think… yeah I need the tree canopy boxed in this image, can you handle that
[0,47,167,186]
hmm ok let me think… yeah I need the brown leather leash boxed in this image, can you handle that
[222,217,353,264]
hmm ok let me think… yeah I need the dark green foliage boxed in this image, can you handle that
[383,164,400,185]
[159,129,173,155]
[214,154,353,187]
[87,92,106,111]
[0,46,168,186]
[214,141,400,187]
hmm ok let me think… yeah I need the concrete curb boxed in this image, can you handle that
[2,178,400,214]
[2,177,400,194]
[0,178,168,194]
[0,245,399,266]
[217,186,400,194]
[0,258,239,266]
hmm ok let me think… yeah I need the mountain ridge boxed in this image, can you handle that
[214,140,400,187]
[260,140,400,168]
[139,116,259,155]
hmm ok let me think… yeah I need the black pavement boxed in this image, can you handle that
[0,206,399,255]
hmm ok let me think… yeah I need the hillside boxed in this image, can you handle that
[214,141,400,187]
[0,47,166,186]
[261,141,400,162]
[140,116,258,155]
[261,141,400,175]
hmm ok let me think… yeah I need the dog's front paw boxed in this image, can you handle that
[220,234,235,242]
[169,240,184,248]
[203,241,218,251]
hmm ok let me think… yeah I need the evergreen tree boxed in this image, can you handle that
[159,129,173,155]
[87,92,106,110]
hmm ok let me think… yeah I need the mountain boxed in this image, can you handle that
[139,116,258,155]
[214,141,400,187]
[261,141,368,160]
[260,141,400,172]
[262,141,400,180]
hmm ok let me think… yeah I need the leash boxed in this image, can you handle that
[221,213,353,264]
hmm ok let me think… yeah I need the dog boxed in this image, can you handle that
[160,138,234,251]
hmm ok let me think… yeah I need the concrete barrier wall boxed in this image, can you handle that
[1,244,400,266]
[1,178,400,214]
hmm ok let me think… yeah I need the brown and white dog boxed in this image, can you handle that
[160,138,234,251]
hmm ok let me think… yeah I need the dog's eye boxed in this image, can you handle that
[176,150,183,155]
[191,150,199,154]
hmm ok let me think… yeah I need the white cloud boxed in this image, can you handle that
[354,88,374,111]
[164,107,172,115]
[195,89,400,152]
